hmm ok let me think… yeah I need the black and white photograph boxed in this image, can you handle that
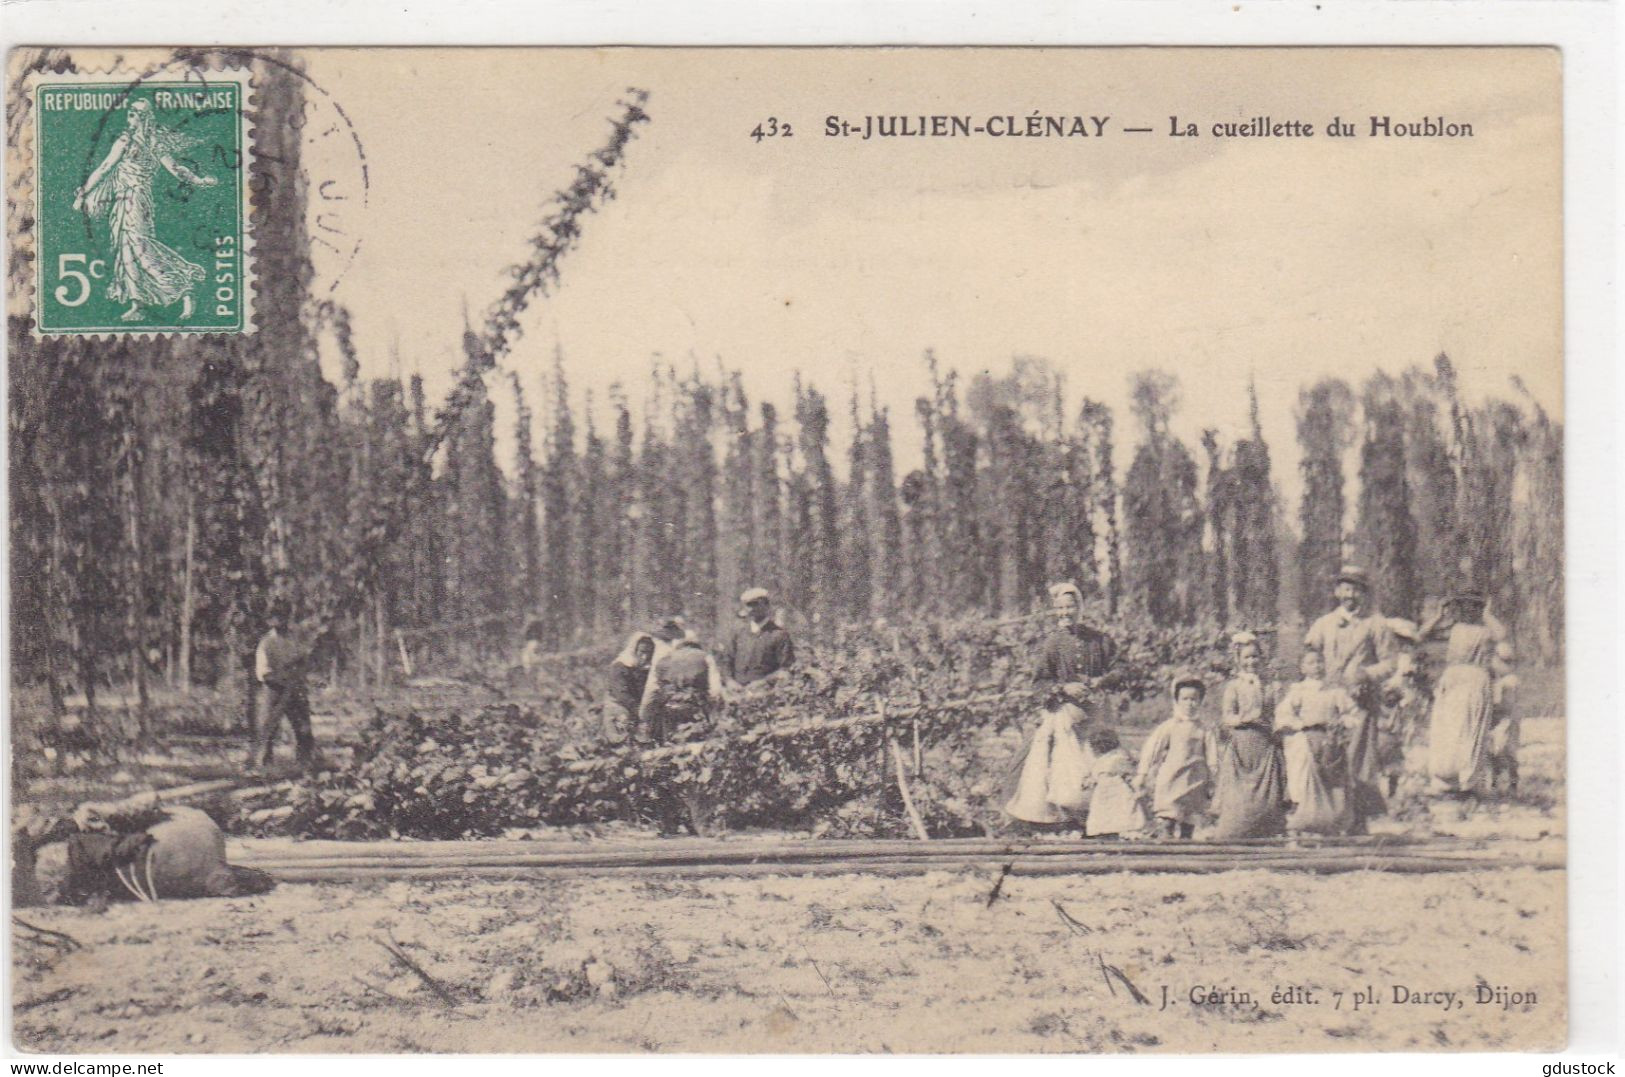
[6,45,1574,1054]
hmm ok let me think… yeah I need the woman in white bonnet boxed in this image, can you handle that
[1001,582,1113,829]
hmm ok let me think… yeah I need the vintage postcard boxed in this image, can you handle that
[7,46,1564,1054]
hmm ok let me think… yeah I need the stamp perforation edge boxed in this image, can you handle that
[12,50,258,339]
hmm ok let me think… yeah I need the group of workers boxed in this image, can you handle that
[604,587,797,747]
[1006,565,1521,840]
[247,566,1521,844]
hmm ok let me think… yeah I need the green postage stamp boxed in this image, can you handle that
[28,70,252,335]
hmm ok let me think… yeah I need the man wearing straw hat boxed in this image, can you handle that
[1303,565,1395,830]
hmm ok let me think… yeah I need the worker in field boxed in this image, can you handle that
[1303,565,1395,832]
[519,618,546,676]
[1000,582,1117,830]
[1035,581,1116,686]
[638,631,724,745]
[604,617,684,739]
[723,587,795,687]
[251,598,317,774]
[637,630,726,836]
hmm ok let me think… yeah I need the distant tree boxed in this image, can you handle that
[1079,399,1121,613]
[1508,378,1563,663]
[911,380,944,616]
[1039,430,1095,600]
[934,370,984,612]
[1398,358,1460,601]
[1355,373,1422,619]
[718,372,755,622]
[577,397,610,638]
[607,386,635,622]
[866,392,904,617]
[440,364,508,639]
[898,468,930,616]
[508,372,541,615]
[1201,428,1232,626]
[795,380,840,625]
[839,388,874,621]
[1455,398,1524,616]
[638,366,678,621]
[1122,371,1203,625]
[405,374,443,629]
[676,375,719,633]
[784,452,816,628]
[969,366,1052,614]
[754,401,786,606]
[1230,380,1279,628]
[538,347,575,644]
[1295,378,1356,618]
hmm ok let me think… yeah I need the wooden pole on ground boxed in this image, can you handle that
[889,734,931,841]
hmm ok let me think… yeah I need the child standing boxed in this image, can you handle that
[1488,640,1520,796]
[1135,677,1216,839]
[1084,728,1148,837]
[1276,649,1360,835]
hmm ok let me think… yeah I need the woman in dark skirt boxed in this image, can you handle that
[1211,633,1288,839]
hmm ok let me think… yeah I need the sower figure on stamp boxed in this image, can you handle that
[251,597,317,774]
[724,588,795,688]
[1302,565,1395,833]
[72,99,217,323]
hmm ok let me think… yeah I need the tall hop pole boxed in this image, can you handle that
[317,89,652,636]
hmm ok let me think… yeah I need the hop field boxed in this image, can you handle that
[260,612,1235,840]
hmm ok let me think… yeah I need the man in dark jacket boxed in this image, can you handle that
[724,588,795,686]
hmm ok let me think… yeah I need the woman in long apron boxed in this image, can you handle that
[1003,688,1094,827]
[1211,633,1288,839]
[1002,582,1112,829]
[1425,591,1509,797]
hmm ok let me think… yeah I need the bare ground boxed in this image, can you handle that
[11,718,1567,1054]
[11,857,1564,1054]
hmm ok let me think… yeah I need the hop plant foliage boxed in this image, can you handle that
[260,611,1233,840]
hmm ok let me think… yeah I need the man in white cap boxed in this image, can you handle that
[723,587,795,687]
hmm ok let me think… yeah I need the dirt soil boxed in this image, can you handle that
[11,859,1564,1054]
[11,719,1567,1055]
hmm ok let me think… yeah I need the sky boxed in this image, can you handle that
[301,47,1562,506]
